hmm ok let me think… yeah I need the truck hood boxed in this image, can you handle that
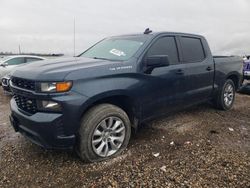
[11,57,124,81]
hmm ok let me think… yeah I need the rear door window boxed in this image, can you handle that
[180,37,205,63]
[25,58,43,63]
[147,36,179,65]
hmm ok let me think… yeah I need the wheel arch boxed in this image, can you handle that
[78,91,141,130]
[226,73,241,90]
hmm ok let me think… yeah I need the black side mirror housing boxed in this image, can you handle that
[146,55,170,68]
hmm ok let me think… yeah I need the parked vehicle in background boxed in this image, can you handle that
[1,56,46,93]
[0,55,45,83]
[9,30,243,162]
[2,74,12,93]
[243,55,250,80]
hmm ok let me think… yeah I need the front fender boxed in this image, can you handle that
[77,90,140,120]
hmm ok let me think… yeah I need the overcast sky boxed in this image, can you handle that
[0,0,249,56]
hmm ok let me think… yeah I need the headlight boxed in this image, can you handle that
[39,81,72,93]
[37,100,62,112]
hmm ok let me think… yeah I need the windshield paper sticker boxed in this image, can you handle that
[110,49,126,57]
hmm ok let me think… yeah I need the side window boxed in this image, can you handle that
[147,37,179,65]
[6,57,25,65]
[26,58,43,63]
[180,37,205,63]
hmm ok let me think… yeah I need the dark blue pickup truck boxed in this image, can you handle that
[9,30,243,162]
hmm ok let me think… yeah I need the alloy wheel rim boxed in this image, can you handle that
[91,116,126,157]
[224,83,234,107]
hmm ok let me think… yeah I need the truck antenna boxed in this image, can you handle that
[18,44,21,54]
[144,28,152,34]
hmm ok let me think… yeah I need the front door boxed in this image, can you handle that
[139,36,186,120]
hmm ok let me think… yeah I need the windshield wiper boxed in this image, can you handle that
[93,57,111,61]
[93,57,108,60]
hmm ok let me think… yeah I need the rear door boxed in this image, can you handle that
[178,36,214,105]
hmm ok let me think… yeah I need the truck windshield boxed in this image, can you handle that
[79,35,151,61]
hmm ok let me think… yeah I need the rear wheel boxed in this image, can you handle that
[76,104,131,162]
[213,79,235,110]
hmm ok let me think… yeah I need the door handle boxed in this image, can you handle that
[206,66,212,71]
[176,69,184,75]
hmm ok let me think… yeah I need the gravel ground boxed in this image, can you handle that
[0,88,250,188]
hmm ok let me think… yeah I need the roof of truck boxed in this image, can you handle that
[112,31,204,38]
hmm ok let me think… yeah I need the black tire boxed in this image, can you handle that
[76,104,131,162]
[213,79,235,110]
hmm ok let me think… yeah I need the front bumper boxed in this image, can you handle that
[10,98,76,149]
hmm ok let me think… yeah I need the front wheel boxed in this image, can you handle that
[213,79,236,110]
[76,104,131,162]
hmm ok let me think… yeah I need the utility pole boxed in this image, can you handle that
[18,45,21,54]
[73,18,76,57]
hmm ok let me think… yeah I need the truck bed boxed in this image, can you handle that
[213,55,243,90]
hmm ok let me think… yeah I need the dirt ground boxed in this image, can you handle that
[0,87,250,188]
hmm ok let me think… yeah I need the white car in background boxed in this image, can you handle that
[0,55,45,83]
[0,55,45,93]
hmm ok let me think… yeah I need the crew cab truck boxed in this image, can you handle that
[9,30,243,162]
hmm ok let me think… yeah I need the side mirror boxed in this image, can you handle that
[146,55,170,68]
[0,62,8,67]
